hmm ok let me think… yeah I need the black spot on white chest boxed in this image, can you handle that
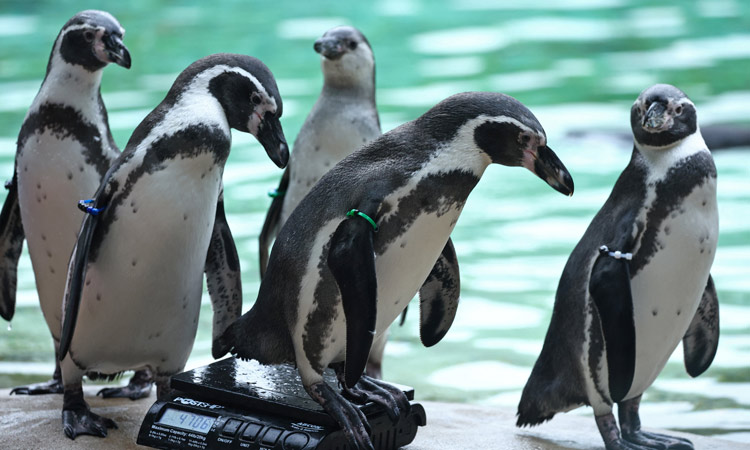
[630,152,717,276]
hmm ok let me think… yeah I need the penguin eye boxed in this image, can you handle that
[348,40,358,50]
[674,105,683,116]
[520,133,532,145]
[83,30,95,42]
[251,93,262,106]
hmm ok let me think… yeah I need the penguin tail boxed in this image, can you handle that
[516,393,556,427]
[214,315,249,360]
[213,324,235,360]
[215,308,295,365]
[516,366,587,428]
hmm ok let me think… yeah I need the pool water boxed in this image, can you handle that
[0,0,748,443]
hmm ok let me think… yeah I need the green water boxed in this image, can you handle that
[1,0,749,442]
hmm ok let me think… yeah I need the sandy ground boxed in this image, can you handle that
[0,386,746,449]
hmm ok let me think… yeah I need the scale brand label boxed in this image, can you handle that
[291,422,325,432]
[173,396,223,410]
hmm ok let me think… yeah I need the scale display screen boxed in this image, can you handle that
[157,407,216,434]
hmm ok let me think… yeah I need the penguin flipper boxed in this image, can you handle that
[418,237,460,347]
[328,214,377,388]
[59,208,98,360]
[588,244,636,403]
[205,192,242,359]
[683,274,719,377]
[0,172,25,322]
[259,167,290,278]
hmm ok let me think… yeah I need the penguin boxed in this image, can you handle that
[259,25,381,277]
[517,84,719,450]
[56,53,288,439]
[0,10,155,399]
[218,91,574,449]
[259,25,391,378]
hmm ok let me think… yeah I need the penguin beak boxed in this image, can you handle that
[522,145,575,196]
[256,113,289,168]
[104,34,131,69]
[642,102,668,131]
[314,37,345,60]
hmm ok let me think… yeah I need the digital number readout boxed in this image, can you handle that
[157,408,216,434]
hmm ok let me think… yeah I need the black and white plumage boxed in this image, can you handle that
[517,84,719,450]
[219,92,574,449]
[259,25,391,379]
[259,25,381,277]
[0,10,152,398]
[56,53,288,439]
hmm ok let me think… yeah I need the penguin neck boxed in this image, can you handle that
[635,128,708,182]
[321,69,376,103]
[37,49,105,115]
[322,82,375,103]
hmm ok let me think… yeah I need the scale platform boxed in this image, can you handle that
[137,357,426,449]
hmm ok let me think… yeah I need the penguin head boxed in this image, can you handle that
[420,92,574,196]
[313,26,375,90]
[55,10,131,72]
[187,54,289,168]
[631,84,698,148]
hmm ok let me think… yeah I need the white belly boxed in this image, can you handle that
[625,181,718,399]
[294,206,462,377]
[282,107,379,223]
[68,154,221,375]
[16,131,109,338]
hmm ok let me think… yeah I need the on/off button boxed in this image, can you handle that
[221,418,243,437]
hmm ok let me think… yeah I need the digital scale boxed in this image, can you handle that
[137,357,426,449]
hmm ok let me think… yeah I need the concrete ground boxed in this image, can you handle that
[0,386,746,449]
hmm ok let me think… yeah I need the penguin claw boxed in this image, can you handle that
[62,408,117,440]
[623,430,694,450]
[349,375,411,424]
[96,382,152,400]
[9,378,64,395]
[96,370,153,400]
[306,381,374,450]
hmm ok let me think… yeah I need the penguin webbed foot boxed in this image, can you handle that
[96,370,153,400]
[339,373,410,424]
[62,408,117,439]
[596,411,693,450]
[305,381,374,450]
[9,377,64,395]
[622,430,693,450]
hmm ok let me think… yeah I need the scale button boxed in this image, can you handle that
[241,422,263,441]
[283,432,310,449]
[260,427,284,446]
[221,418,243,437]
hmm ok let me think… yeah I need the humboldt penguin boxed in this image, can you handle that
[517,84,719,450]
[259,25,380,276]
[219,91,574,449]
[259,25,391,378]
[56,53,288,439]
[0,10,155,399]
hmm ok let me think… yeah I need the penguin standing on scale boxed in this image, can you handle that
[259,25,391,378]
[517,84,719,450]
[56,53,288,439]
[219,91,574,449]
[0,10,153,399]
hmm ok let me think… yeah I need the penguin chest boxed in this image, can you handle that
[70,154,222,374]
[293,206,462,372]
[625,177,718,398]
[16,130,108,336]
[374,208,463,333]
[283,106,379,221]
